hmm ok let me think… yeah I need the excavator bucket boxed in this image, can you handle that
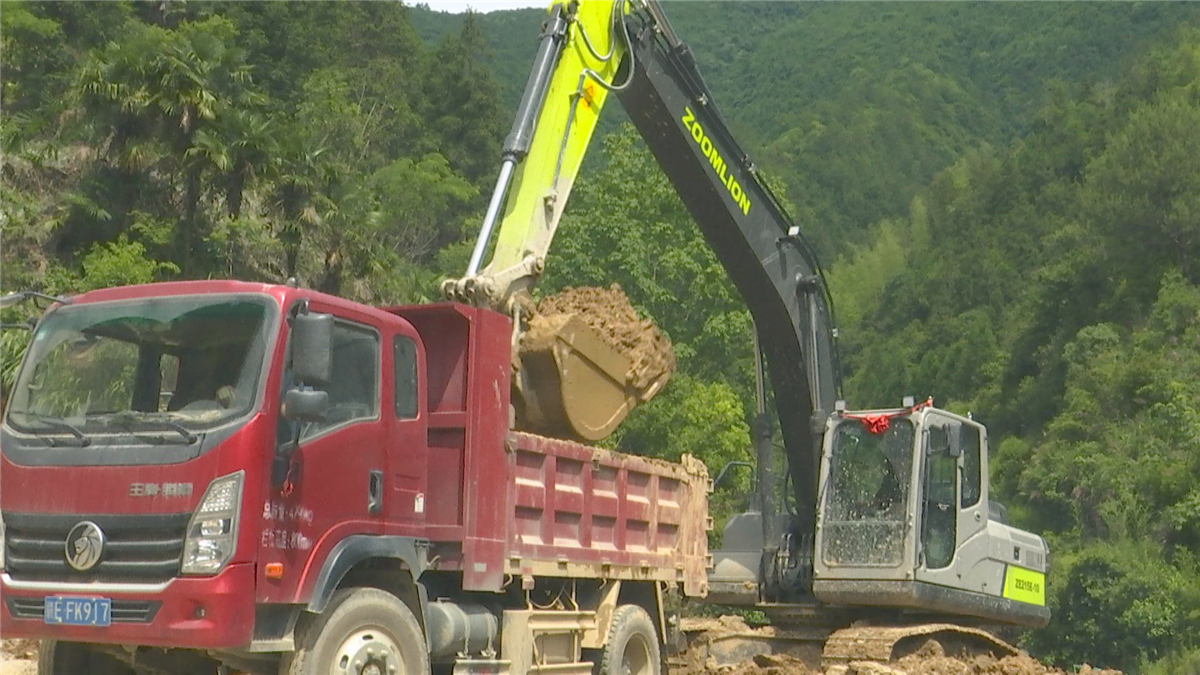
[514,286,675,442]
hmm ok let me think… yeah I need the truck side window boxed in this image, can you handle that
[961,424,982,508]
[394,336,418,419]
[302,321,380,440]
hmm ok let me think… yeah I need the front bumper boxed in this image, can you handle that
[0,562,256,649]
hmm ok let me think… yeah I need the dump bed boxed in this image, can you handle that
[507,432,709,597]
[390,303,709,598]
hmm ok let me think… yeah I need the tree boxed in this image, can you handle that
[74,15,263,275]
[421,12,505,184]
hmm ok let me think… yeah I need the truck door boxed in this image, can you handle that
[259,307,386,604]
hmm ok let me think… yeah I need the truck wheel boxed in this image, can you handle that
[281,587,430,675]
[599,605,661,675]
[38,641,132,675]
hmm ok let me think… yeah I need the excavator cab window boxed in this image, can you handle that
[921,421,959,569]
[821,418,915,567]
[961,424,982,508]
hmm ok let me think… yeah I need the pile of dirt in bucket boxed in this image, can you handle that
[528,283,675,393]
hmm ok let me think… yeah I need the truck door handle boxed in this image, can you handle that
[368,470,383,514]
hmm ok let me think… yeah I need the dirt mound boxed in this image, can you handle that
[729,653,818,675]
[532,284,675,392]
[709,649,1122,675]
[885,638,1122,675]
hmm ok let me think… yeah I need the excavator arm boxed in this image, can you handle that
[447,0,1051,631]
[444,0,623,314]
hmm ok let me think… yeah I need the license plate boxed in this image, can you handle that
[43,596,112,627]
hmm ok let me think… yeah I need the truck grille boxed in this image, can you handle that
[4,512,189,584]
[5,597,161,623]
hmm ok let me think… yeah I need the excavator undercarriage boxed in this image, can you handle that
[676,614,1022,672]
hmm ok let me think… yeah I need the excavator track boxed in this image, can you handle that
[821,622,1019,667]
[676,614,1019,672]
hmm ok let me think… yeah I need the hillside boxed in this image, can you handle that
[412,1,1199,254]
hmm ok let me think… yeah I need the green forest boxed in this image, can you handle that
[3,2,1200,672]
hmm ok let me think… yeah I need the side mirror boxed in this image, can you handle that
[292,311,333,386]
[283,387,329,423]
[947,422,963,458]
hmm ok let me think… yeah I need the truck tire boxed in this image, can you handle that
[599,605,661,675]
[38,641,132,675]
[281,586,430,675]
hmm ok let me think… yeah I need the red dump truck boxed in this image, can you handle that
[0,280,710,674]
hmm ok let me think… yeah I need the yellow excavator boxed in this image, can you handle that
[444,0,1049,662]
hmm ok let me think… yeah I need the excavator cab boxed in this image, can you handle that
[812,405,1051,627]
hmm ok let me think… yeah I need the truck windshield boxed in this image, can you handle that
[821,417,915,567]
[5,295,275,441]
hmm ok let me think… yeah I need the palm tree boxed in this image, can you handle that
[75,17,264,277]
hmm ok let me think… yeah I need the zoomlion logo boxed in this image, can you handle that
[680,106,752,216]
[65,521,105,572]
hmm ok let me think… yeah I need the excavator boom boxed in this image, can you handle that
[615,2,840,545]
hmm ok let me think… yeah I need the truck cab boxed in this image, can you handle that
[1,280,429,651]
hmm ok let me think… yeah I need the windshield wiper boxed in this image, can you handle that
[106,413,198,445]
[8,412,91,447]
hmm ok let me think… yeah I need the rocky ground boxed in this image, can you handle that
[707,645,1121,675]
[671,616,1122,675]
[2,635,1120,675]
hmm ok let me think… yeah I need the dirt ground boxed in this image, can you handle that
[0,640,37,675]
[716,651,1122,675]
[0,635,1120,675]
[532,283,676,392]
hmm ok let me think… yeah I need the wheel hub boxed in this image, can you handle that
[622,633,652,675]
[333,628,402,675]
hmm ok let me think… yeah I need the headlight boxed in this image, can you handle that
[181,472,244,576]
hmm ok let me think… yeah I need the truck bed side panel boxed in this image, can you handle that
[506,432,709,597]
[393,303,708,597]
